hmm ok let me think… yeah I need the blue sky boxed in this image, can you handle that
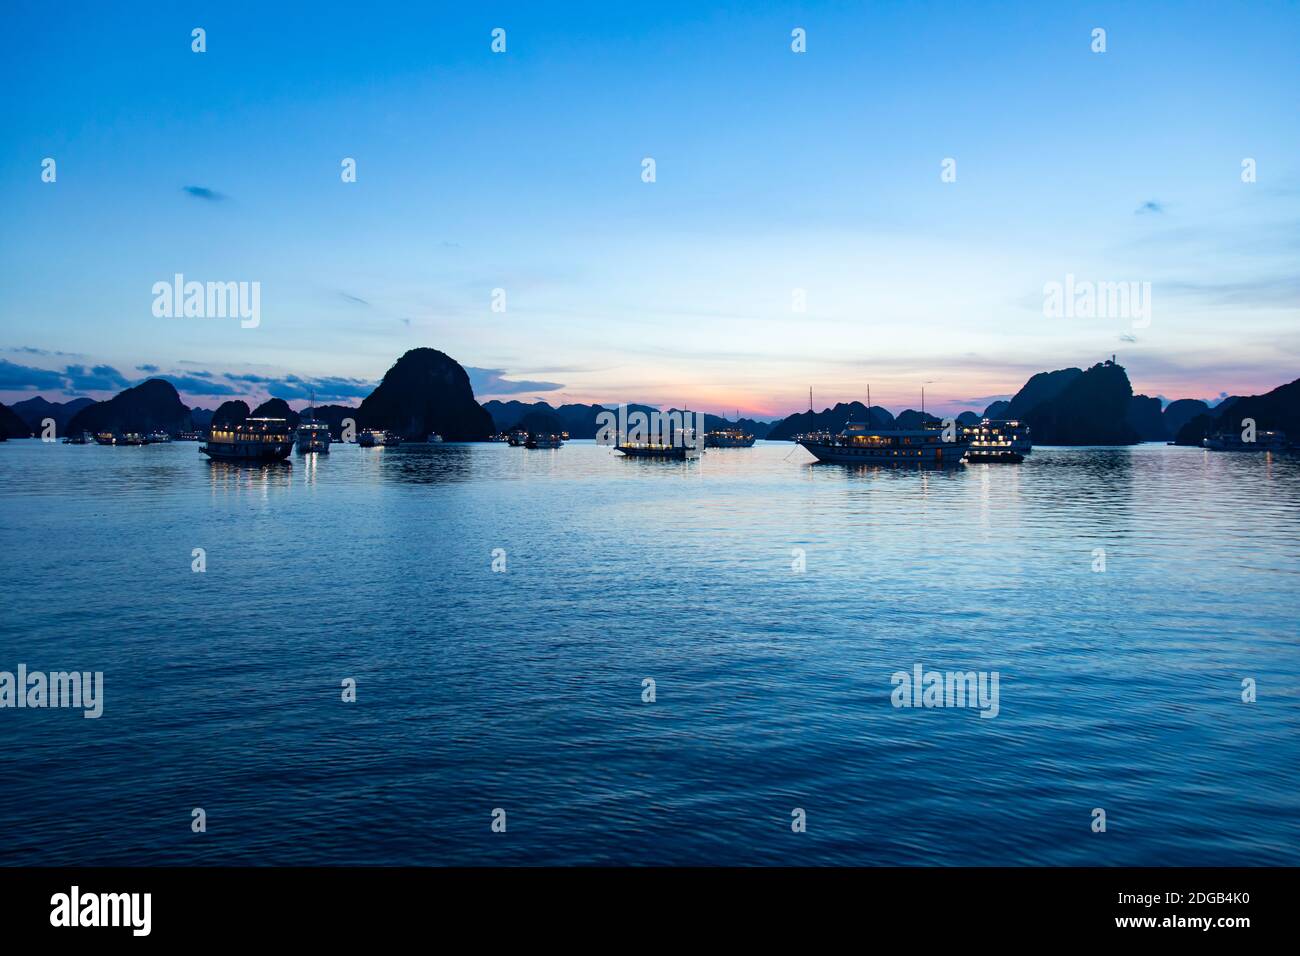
[2,0,1297,416]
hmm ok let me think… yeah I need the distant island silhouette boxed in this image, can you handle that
[2,348,1297,447]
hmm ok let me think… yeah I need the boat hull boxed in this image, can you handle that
[615,444,698,459]
[705,436,756,448]
[200,442,294,462]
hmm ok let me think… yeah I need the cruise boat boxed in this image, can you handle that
[121,433,149,446]
[63,431,93,445]
[426,432,444,443]
[357,429,401,447]
[506,429,529,447]
[615,441,695,459]
[963,419,1032,463]
[1203,429,1288,451]
[95,432,117,446]
[798,421,969,466]
[525,433,564,448]
[200,417,294,462]
[296,394,332,453]
[146,430,172,444]
[705,428,755,448]
[705,411,756,448]
[295,420,331,454]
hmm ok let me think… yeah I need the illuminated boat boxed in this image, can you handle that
[357,429,401,447]
[200,417,294,462]
[798,422,969,466]
[962,419,1031,463]
[295,420,331,454]
[1203,429,1287,451]
[525,433,564,448]
[705,427,755,448]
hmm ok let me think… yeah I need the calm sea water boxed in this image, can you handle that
[1,439,1297,866]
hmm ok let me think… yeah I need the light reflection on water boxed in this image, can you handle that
[0,440,1297,865]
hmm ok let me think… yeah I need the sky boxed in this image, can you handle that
[1,0,1298,419]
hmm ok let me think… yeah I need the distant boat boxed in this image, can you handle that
[615,440,700,459]
[705,427,755,448]
[95,432,117,446]
[1203,430,1287,451]
[426,432,444,443]
[296,420,331,454]
[706,411,756,448]
[121,433,149,446]
[200,417,294,462]
[963,419,1031,463]
[358,429,400,447]
[506,429,529,447]
[489,432,509,443]
[297,393,331,453]
[526,433,563,449]
[63,431,93,445]
[145,430,172,444]
[799,422,969,466]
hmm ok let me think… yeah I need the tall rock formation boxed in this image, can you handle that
[356,348,494,441]
[66,379,192,436]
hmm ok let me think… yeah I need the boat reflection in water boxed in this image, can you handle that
[200,417,294,463]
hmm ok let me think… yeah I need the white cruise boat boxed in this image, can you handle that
[296,420,331,454]
[963,419,1032,463]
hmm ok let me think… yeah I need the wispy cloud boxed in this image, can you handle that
[182,185,226,201]
[63,364,131,391]
[465,367,565,396]
[223,372,374,402]
[0,359,68,391]
[338,291,370,307]
[1162,274,1300,309]
[6,345,78,357]
[1135,200,1165,215]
